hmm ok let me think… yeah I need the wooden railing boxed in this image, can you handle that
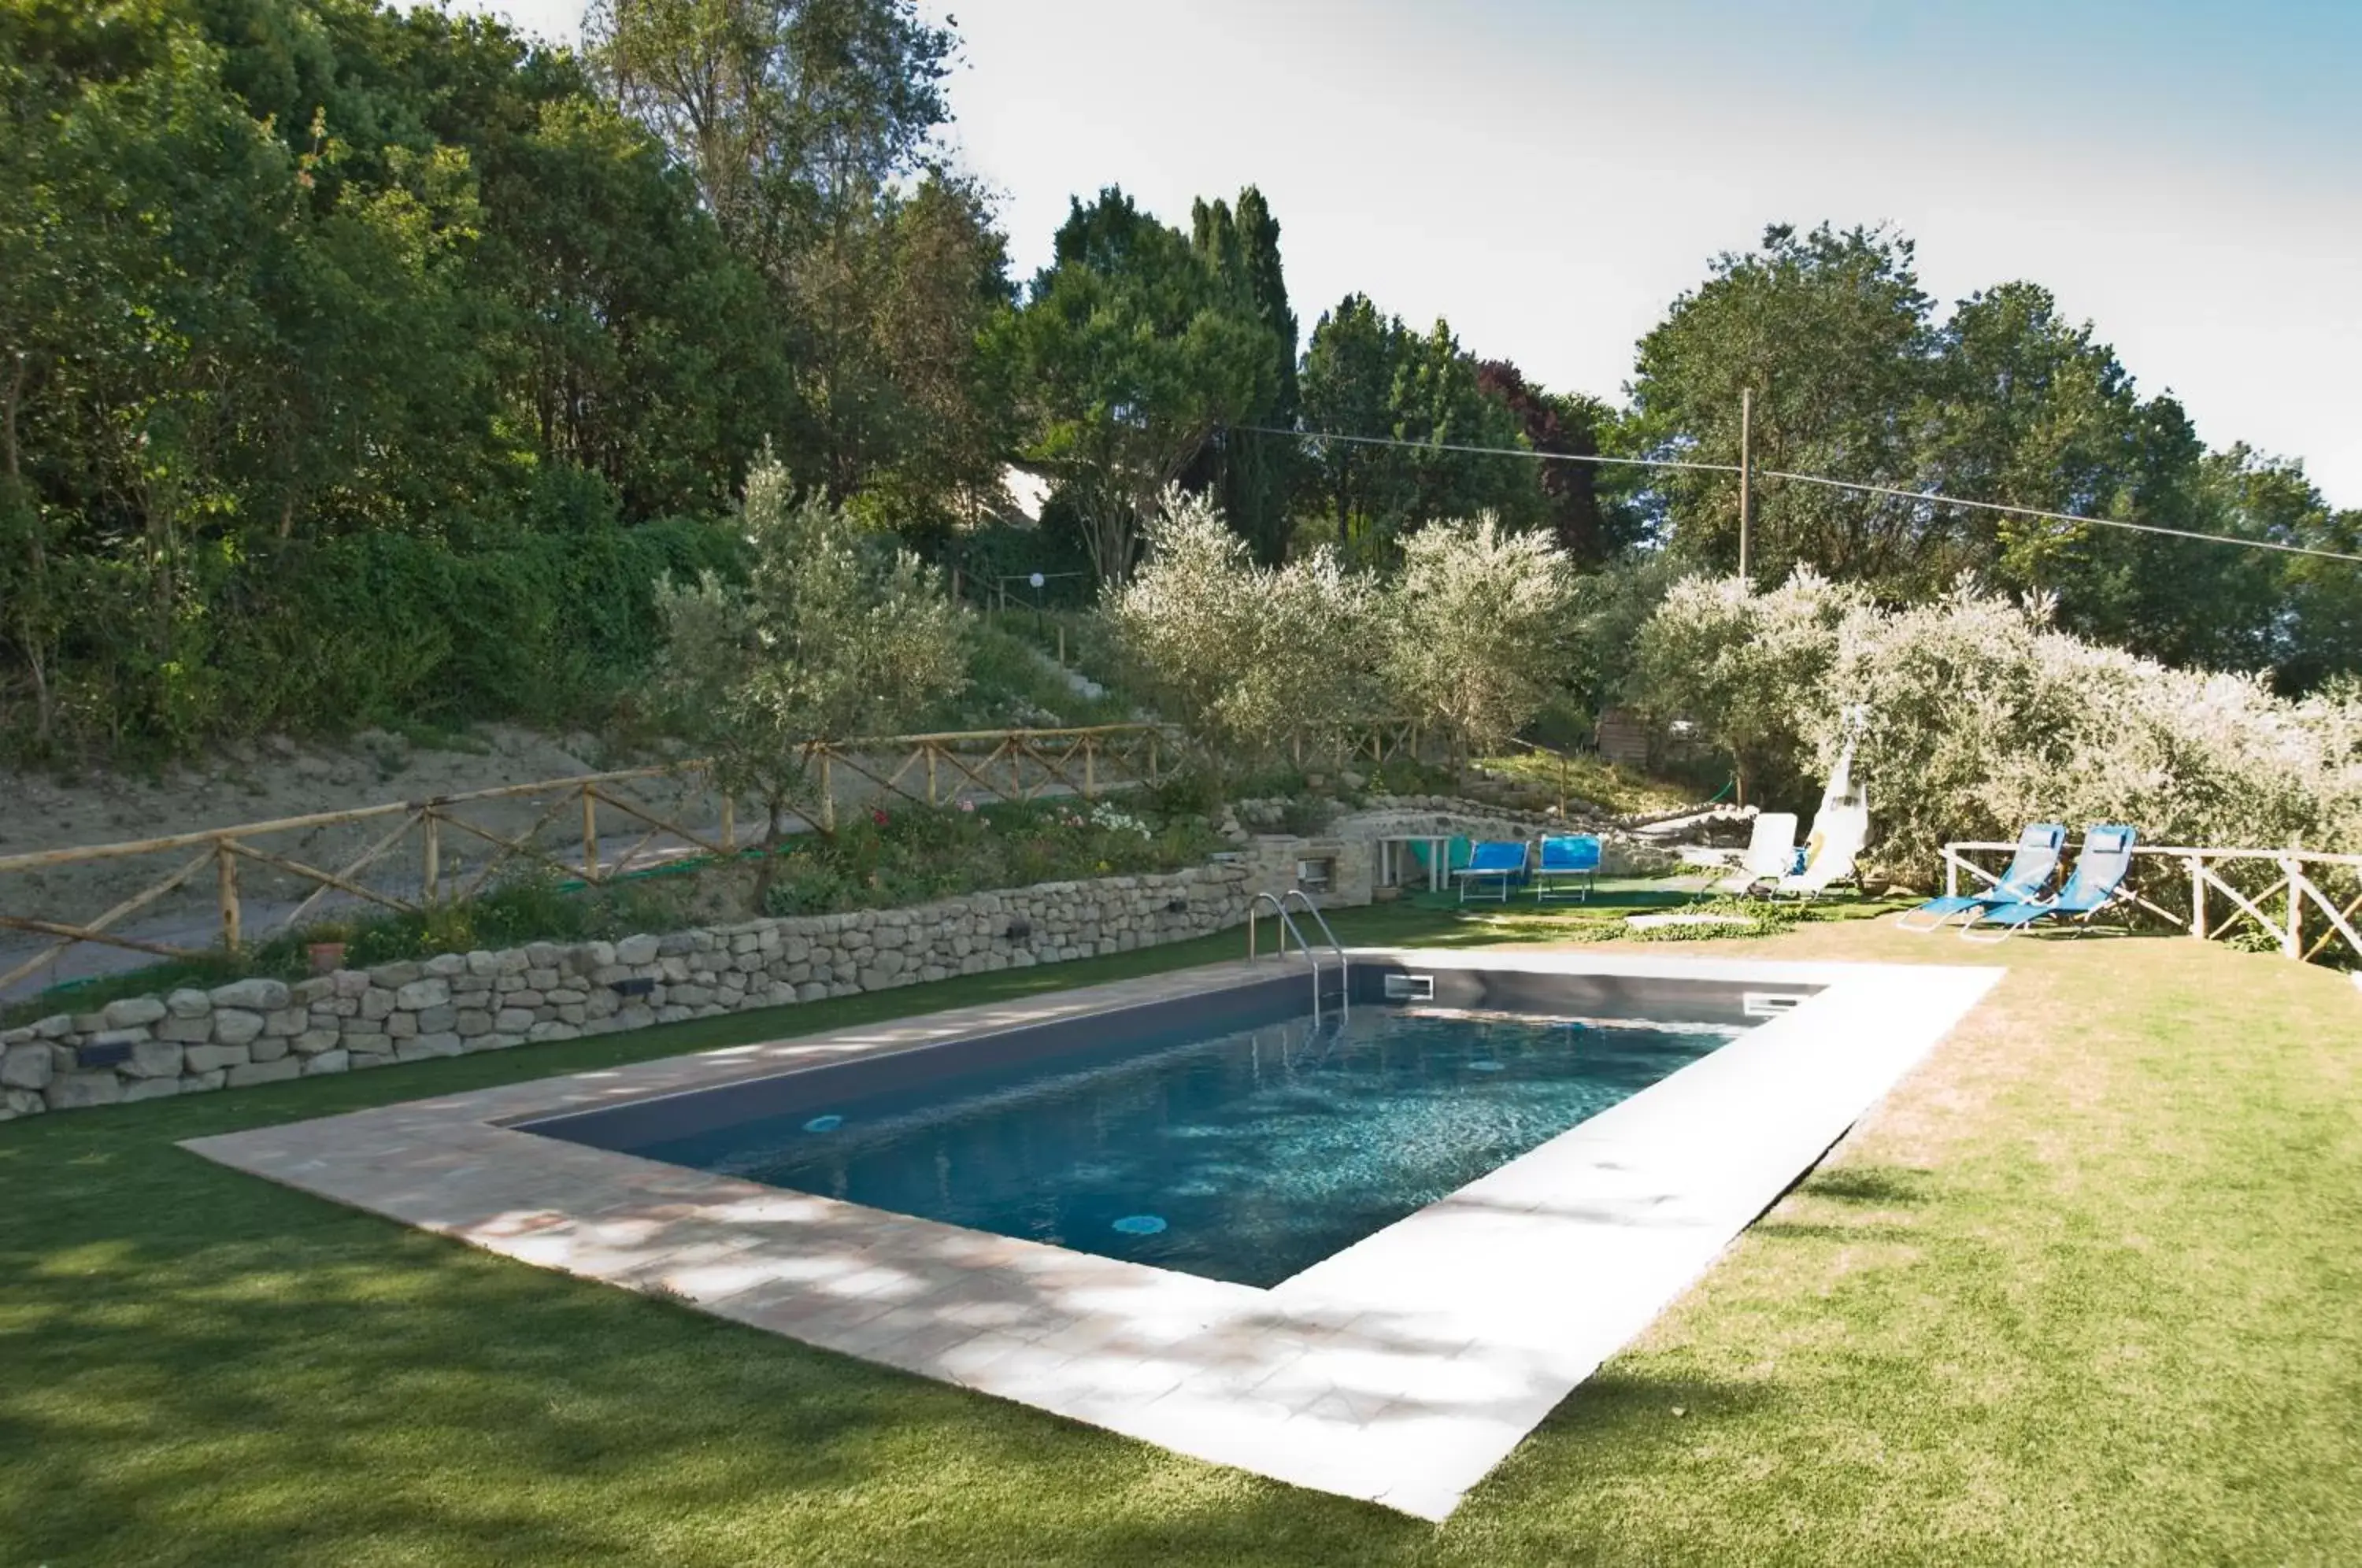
[0,717,1459,995]
[1942,840,2362,965]
[0,723,1184,993]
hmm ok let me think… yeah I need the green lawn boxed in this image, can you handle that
[3,905,2358,1566]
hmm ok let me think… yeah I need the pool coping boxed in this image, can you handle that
[183,947,2002,1519]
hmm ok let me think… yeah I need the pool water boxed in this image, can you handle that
[629,1004,1743,1287]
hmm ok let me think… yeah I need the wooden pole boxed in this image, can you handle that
[719,796,735,852]
[582,789,599,880]
[2189,854,2205,939]
[216,841,241,952]
[1057,625,1066,666]
[818,753,835,832]
[1083,738,1097,801]
[423,812,440,904]
[926,745,939,807]
[1738,386,1753,586]
[2286,849,2303,960]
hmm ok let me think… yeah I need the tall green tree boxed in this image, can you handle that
[1184,186,1300,564]
[1298,295,1540,560]
[1004,188,1278,582]
[588,0,1003,513]
[1629,222,1937,587]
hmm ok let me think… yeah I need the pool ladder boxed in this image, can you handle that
[1246,889,1349,1024]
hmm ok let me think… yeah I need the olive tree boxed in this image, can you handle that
[1629,568,2362,883]
[653,453,966,907]
[1817,583,2362,878]
[1379,516,1578,761]
[1627,567,1860,806]
[1104,487,1373,769]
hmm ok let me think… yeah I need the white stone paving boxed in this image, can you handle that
[185,948,2001,1520]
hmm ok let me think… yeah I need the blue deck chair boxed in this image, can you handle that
[1962,824,2138,941]
[1895,823,2065,932]
[1455,840,1528,904]
[1533,834,1602,903]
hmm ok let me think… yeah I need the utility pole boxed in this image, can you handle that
[1738,386,1753,586]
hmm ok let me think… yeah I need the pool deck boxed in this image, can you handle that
[185,948,2001,1520]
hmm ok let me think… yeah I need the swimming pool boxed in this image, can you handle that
[527,963,1779,1285]
[628,1004,1738,1285]
[197,949,2002,1518]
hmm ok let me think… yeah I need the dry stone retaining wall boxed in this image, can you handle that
[1,847,1317,1122]
[0,797,1640,1126]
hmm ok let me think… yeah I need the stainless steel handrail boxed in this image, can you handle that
[1246,889,1349,1023]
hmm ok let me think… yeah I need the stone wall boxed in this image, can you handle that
[1,841,1323,1123]
[0,794,1646,1126]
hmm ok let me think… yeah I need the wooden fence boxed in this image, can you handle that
[0,723,1188,993]
[0,719,1449,994]
[1942,840,2362,966]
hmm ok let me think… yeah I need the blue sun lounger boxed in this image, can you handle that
[1456,840,1528,904]
[1961,824,2138,941]
[1533,834,1602,903]
[1895,823,2066,932]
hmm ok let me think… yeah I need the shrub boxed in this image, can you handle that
[1631,571,2362,881]
[1381,516,1579,758]
[653,455,968,908]
[753,797,1216,919]
[1104,488,1375,767]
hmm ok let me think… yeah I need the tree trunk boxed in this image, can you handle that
[746,790,789,913]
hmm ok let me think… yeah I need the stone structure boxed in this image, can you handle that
[0,795,1679,1124]
[0,840,1326,1122]
[1338,797,1684,878]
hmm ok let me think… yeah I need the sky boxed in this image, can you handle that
[442,0,2362,508]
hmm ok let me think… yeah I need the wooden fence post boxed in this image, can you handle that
[423,812,440,904]
[216,841,241,952]
[819,753,835,832]
[582,789,600,880]
[1943,849,1959,901]
[720,796,735,852]
[926,746,939,807]
[1083,738,1098,801]
[2285,850,2303,960]
[2189,854,2205,939]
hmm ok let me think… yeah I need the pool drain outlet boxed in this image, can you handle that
[1112,1215,1167,1235]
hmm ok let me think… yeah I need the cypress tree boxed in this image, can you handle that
[1187,187,1301,563]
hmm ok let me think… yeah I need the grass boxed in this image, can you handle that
[952,614,1138,729]
[4,901,2360,1564]
[1475,750,1708,817]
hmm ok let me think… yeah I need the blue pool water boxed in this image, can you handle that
[630,1004,1742,1287]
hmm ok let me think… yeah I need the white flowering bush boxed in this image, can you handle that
[1087,801,1152,838]
[1633,570,2362,882]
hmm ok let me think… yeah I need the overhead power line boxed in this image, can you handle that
[1231,423,2362,568]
